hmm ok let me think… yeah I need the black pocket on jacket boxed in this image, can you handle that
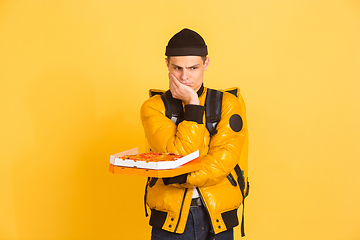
[227,173,237,186]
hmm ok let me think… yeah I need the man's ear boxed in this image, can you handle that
[165,57,170,68]
[204,57,210,71]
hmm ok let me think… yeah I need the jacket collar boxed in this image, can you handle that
[197,84,204,97]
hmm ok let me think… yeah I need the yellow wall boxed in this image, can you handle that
[1,1,359,239]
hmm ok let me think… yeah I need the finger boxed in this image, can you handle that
[168,72,176,83]
[169,78,177,90]
[168,74,175,86]
[169,74,182,96]
[169,73,182,87]
[169,79,177,96]
[169,72,178,81]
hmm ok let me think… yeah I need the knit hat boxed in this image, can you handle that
[165,28,208,56]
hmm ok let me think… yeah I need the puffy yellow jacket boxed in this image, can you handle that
[140,85,249,235]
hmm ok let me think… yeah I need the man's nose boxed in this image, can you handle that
[180,69,188,80]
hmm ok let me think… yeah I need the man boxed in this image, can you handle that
[141,28,248,240]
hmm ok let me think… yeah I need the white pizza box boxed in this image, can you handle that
[110,147,199,170]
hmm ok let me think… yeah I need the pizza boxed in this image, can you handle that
[121,152,184,162]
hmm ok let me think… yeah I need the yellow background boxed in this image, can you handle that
[1,1,359,239]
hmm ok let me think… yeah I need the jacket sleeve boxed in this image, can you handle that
[186,93,246,188]
[140,95,206,155]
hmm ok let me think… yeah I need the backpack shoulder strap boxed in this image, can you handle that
[234,164,246,237]
[223,87,240,98]
[205,88,223,136]
[149,89,165,97]
[204,87,241,136]
[160,90,184,125]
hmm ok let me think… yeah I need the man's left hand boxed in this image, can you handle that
[169,73,199,105]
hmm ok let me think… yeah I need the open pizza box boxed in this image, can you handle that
[109,147,201,178]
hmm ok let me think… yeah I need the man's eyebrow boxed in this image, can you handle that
[188,64,200,68]
[171,64,182,68]
[171,64,201,68]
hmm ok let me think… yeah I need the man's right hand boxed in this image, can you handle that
[169,73,199,105]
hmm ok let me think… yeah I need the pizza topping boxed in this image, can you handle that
[121,152,184,162]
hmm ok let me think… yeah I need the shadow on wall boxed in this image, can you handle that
[11,69,142,239]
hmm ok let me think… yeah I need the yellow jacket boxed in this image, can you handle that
[140,86,249,235]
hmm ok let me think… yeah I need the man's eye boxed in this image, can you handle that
[191,67,198,70]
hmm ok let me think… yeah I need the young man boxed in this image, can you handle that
[141,28,248,240]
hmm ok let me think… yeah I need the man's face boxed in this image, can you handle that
[166,56,209,92]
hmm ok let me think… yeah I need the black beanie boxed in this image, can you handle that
[165,28,208,57]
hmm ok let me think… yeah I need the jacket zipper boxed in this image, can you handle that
[174,188,188,233]
[196,187,215,235]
